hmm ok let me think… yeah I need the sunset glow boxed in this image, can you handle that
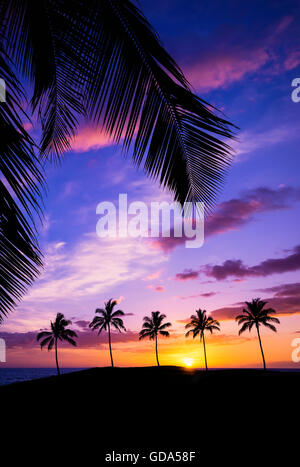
[182,358,194,368]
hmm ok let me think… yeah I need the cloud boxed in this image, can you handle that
[115,295,125,304]
[186,46,269,92]
[178,291,217,300]
[259,283,300,297]
[207,306,242,321]
[147,285,165,292]
[284,50,300,70]
[174,243,300,284]
[143,270,163,281]
[152,186,300,253]
[70,126,116,153]
[74,320,90,329]
[205,186,300,237]
[232,127,299,159]
[24,234,167,303]
[175,269,199,281]
[149,236,186,253]
[210,282,300,321]
[204,245,300,280]
[0,329,139,350]
[182,15,297,91]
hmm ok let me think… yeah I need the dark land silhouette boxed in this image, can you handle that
[1,365,298,463]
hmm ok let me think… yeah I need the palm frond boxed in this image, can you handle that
[159,330,169,337]
[84,0,236,208]
[38,335,53,349]
[62,335,77,346]
[0,41,44,319]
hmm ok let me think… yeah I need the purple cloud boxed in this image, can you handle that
[0,330,139,349]
[204,245,300,280]
[175,269,200,281]
[150,186,300,253]
[178,291,217,300]
[210,281,300,320]
[75,320,90,329]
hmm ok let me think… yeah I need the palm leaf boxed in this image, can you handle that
[0,41,44,318]
[3,0,236,205]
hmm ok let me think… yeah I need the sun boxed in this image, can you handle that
[183,358,194,368]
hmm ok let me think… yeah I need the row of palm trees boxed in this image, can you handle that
[37,298,280,375]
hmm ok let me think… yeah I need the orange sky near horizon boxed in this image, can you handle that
[2,314,298,369]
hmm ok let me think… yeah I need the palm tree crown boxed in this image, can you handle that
[89,299,126,334]
[236,298,280,370]
[37,313,77,375]
[89,298,126,367]
[139,311,171,341]
[185,309,220,339]
[139,311,171,366]
[236,298,279,334]
[37,313,78,349]
[185,309,220,370]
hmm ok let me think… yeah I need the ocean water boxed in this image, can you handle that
[0,367,84,386]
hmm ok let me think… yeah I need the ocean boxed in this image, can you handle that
[0,367,84,386]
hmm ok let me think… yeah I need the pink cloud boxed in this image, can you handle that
[178,292,217,300]
[147,285,165,292]
[284,50,300,70]
[115,295,125,304]
[143,270,163,281]
[70,126,115,152]
[186,47,269,92]
[183,15,296,91]
[149,236,186,253]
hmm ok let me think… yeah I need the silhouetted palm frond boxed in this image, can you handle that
[236,298,279,335]
[2,0,236,197]
[139,311,171,366]
[1,0,237,317]
[185,309,220,340]
[185,309,220,370]
[235,298,280,370]
[139,311,171,340]
[36,313,77,374]
[0,38,44,318]
[89,298,126,367]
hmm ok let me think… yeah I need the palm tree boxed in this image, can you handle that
[0,1,236,319]
[89,299,126,367]
[236,298,280,370]
[139,311,171,366]
[37,313,78,375]
[185,309,220,371]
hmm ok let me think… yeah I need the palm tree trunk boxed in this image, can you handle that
[202,333,208,371]
[108,324,114,367]
[256,324,266,370]
[55,338,60,376]
[155,334,160,366]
